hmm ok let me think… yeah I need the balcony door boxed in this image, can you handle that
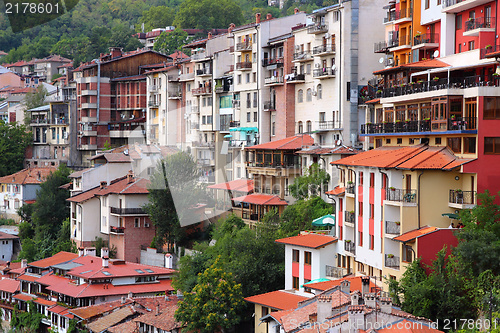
[465,98,477,130]
[406,174,412,194]
[431,97,447,131]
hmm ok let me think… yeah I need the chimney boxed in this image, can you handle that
[121,296,126,304]
[127,170,134,183]
[266,13,272,20]
[294,7,299,14]
[78,247,84,257]
[228,23,236,33]
[317,295,332,323]
[128,291,133,299]
[100,181,107,189]
[21,259,27,268]
[255,13,261,24]
[84,247,96,256]
[340,280,351,295]
[351,291,361,305]
[109,47,123,59]
[101,247,109,258]
[156,303,160,315]
[208,32,212,39]
[361,276,370,296]
[165,253,173,269]
[102,256,109,268]
[365,293,376,309]
[380,297,393,314]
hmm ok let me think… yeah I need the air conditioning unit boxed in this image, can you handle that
[144,223,150,227]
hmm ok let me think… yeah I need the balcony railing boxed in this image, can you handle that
[262,57,284,67]
[325,265,352,279]
[480,45,500,59]
[285,73,305,82]
[385,188,417,203]
[449,190,476,205]
[110,226,125,234]
[394,8,412,20]
[313,67,336,78]
[344,241,356,254]
[179,72,195,81]
[385,221,401,235]
[192,87,212,95]
[413,33,439,46]
[236,42,252,51]
[293,52,312,61]
[110,207,146,215]
[313,44,335,55]
[191,52,207,60]
[148,100,160,107]
[346,184,355,195]
[345,211,355,223]
[263,101,276,110]
[317,121,342,130]
[236,61,252,70]
[229,121,240,127]
[385,254,400,268]
[307,24,328,34]
[374,41,388,53]
[264,76,284,85]
[196,68,212,76]
[361,117,477,134]
[376,75,500,99]
[465,17,495,32]
[384,11,396,23]
[247,161,300,169]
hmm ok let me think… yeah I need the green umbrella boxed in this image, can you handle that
[312,214,336,227]
[442,213,460,220]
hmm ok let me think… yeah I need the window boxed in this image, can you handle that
[306,121,312,133]
[246,93,251,108]
[298,121,303,133]
[253,72,256,82]
[271,122,275,136]
[437,0,441,5]
[298,89,303,103]
[484,137,500,154]
[447,137,461,153]
[253,92,257,108]
[425,0,429,9]
[246,73,250,83]
[253,112,257,122]
[317,84,322,99]
[403,244,413,262]
[306,64,311,75]
[358,202,363,216]
[484,97,500,119]
[359,231,363,246]
[456,14,462,30]
[261,306,269,317]
[370,173,374,187]
[237,75,241,84]
[386,138,391,144]
[134,218,140,228]
[359,172,363,186]
[397,138,402,144]
[304,251,312,265]
[306,88,312,102]
[468,40,475,50]
[370,235,374,250]
[293,277,299,290]
[435,137,442,145]
[292,249,299,262]
[246,112,251,123]
[369,204,374,219]
[463,137,476,154]
[358,262,365,273]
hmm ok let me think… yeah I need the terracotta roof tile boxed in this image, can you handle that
[107,319,137,333]
[208,179,254,193]
[133,300,182,331]
[325,186,345,196]
[29,251,78,269]
[0,167,57,185]
[34,298,57,306]
[297,146,358,155]
[0,232,18,240]
[232,193,288,206]
[70,299,133,320]
[305,276,378,293]
[17,273,40,282]
[246,135,314,150]
[245,290,309,310]
[13,294,34,301]
[373,59,449,75]
[275,234,337,249]
[87,306,136,333]
[67,177,150,203]
[0,278,19,293]
[393,226,438,243]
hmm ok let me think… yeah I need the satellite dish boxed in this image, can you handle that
[433,50,439,58]
[379,57,384,64]
[336,139,342,146]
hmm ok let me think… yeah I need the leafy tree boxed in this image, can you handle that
[175,257,245,332]
[53,219,77,254]
[144,152,210,250]
[153,28,191,55]
[18,221,35,240]
[173,0,243,29]
[289,163,330,200]
[0,121,32,177]
[279,196,333,235]
[23,85,48,124]
[139,6,175,32]
[108,23,144,51]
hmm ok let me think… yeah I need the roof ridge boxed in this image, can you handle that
[386,145,428,168]
[406,146,447,169]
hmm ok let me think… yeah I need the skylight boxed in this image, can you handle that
[102,271,112,276]
[144,269,154,273]
[135,269,145,274]
[80,270,92,274]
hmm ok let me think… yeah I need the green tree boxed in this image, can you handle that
[173,0,243,29]
[279,196,333,235]
[153,28,191,55]
[289,163,330,200]
[108,23,144,51]
[23,85,48,124]
[139,6,175,32]
[0,121,32,177]
[175,257,245,332]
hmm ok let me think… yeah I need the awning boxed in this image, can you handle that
[302,278,330,288]
[232,193,288,206]
[224,134,232,138]
[229,127,258,132]
[442,213,460,220]
[312,214,336,227]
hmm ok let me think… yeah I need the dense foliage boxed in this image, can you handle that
[289,163,330,200]
[0,121,32,177]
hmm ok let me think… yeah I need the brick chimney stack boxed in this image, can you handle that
[208,32,212,39]
[228,23,236,33]
[266,13,272,20]
[294,7,299,14]
[256,13,261,24]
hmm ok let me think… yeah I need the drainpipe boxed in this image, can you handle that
[417,171,424,229]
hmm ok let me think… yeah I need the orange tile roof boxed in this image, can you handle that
[394,226,438,243]
[305,276,377,293]
[325,186,345,196]
[67,177,150,203]
[331,145,473,170]
[0,167,57,185]
[207,179,254,193]
[275,234,337,249]
[0,232,18,240]
[34,298,57,306]
[29,251,78,269]
[87,306,136,333]
[246,135,314,150]
[0,278,20,293]
[245,290,309,310]
[134,299,182,332]
[17,273,40,282]
[373,59,449,75]
[70,298,133,320]
[297,146,358,155]
[107,320,137,333]
[13,294,34,302]
[232,193,288,206]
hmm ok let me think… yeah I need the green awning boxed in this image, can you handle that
[301,278,330,288]
[312,214,336,226]
[442,213,460,220]
[224,134,232,138]
[229,127,258,132]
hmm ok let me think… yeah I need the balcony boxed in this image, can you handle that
[110,207,147,215]
[361,117,477,136]
[215,85,230,93]
[374,41,389,53]
[191,51,207,61]
[325,265,352,279]
[448,190,477,209]
[385,188,417,204]
[236,62,252,70]
[264,76,284,86]
[464,17,495,37]
[313,44,335,56]
[316,121,342,130]
[148,100,160,107]
[196,68,212,76]
[263,101,276,111]
[442,0,493,13]
[384,11,396,23]
[385,254,400,269]
[313,67,336,79]
[413,33,439,50]
[385,221,401,236]
[179,72,195,81]
[285,73,305,83]
[345,211,355,225]
[229,121,240,128]
[308,24,328,34]
[344,241,355,254]
[192,87,212,96]
[293,52,312,62]
[346,184,355,195]
[80,130,97,137]
[148,85,157,92]
[394,8,412,23]
[262,57,284,67]
[189,105,199,114]
[168,90,182,99]
[388,35,411,51]
[81,103,97,109]
[80,116,97,123]
[480,44,500,59]
[110,226,125,234]
[236,42,252,51]
[78,144,97,150]
[81,89,97,96]
[30,118,48,125]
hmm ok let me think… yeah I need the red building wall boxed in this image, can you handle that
[109,216,156,263]
[417,229,458,274]
[454,2,497,53]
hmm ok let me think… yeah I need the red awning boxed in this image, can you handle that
[232,193,288,206]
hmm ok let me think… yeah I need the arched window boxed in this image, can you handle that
[317,84,322,99]
[298,89,303,103]
[306,88,312,102]
[298,121,303,133]
[306,120,312,133]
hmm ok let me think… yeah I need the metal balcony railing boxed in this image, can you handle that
[236,62,252,70]
[465,17,495,32]
[262,57,284,66]
[293,52,311,61]
[346,184,355,195]
[361,116,477,134]
[325,265,352,279]
[385,221,401,235]
[413,33,439,46]
[110,226,125,234]
[385,254,400,268]
[345,211,355,223]
[110,207,146,215]
[312,44,335,55]
[313,67,336,78]
[317,121,342,130]
[236,42,252,51]
[449,190,476,205]
[307,24,328,34]
[385,188,417,203]
[344,241,355,254]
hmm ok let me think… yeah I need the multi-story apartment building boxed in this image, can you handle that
[73,48,171,164]
[33,55,72,82]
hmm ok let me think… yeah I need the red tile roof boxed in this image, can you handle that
[17,274,40,282]
[232,193,288,206]
[325,186,345,196]
[0,232,18,240]
[29,251,78,269]
[48,305,69,314]
[0,278,20,293]
[373,59,449,75]
[107,320,137,333]
[89,153,132,163]
[208,179,254,193]
[305,276,378,293]
[34,298,57,306]
[297,146,358,155]
[134,299,182,331]
[0,167,57,185]
[87,306,136,333]
[67,177,150,203]
[245,290,309,310]
[393,226,438,243]
[331,145,473,170]
[275,233,337,249]
[246,135,314,150]
[70,298,133,320]
[13,294,34,302]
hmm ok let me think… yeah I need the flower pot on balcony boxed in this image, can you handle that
[387,254,394,258]
[395,221,400,225]
[345,240,351,243]
[389,187,396,191]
